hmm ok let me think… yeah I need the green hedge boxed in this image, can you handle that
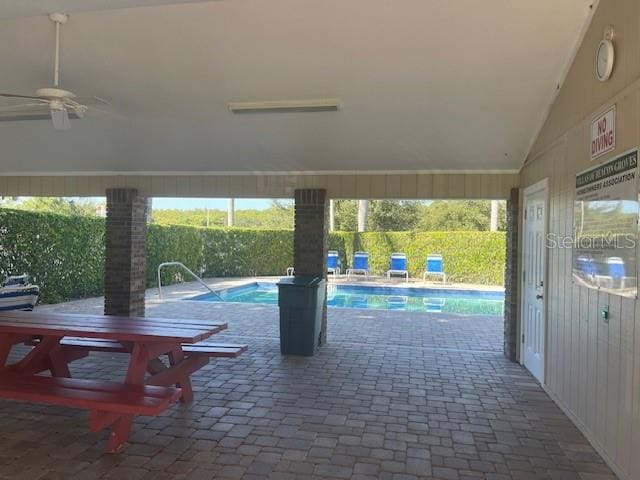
[0,209,505,304]
[147,226,293,286]
[330,231,505,284]
[0,209,105,304]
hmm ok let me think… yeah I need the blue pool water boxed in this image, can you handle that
[189,282,504,315]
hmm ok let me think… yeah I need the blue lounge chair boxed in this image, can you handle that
[327,250,341,276]
[387,252,409,281]
[346,251,369,279]
[423,254,446,284]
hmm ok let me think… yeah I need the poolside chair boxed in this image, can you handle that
[327,250,341,276]
[387,252,409,281]
[423,254,446,284]
[286,267,294,276]
[346,251,370,280]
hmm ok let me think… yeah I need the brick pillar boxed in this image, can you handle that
[294,189,328,345]
[104,188,148,317]
[503,188,519,361]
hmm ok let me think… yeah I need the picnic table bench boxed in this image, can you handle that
[0,310,247,453]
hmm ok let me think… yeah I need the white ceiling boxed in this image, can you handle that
[0,0,593,174]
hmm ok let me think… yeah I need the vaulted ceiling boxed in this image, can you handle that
[0,0,594,174]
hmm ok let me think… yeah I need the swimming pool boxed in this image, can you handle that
[188,282,504,315]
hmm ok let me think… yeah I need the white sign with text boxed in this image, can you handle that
[591,105,616,160]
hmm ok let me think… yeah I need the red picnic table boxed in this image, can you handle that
[0,310,247,452]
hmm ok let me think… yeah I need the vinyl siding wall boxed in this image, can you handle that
[520,1,640,478]
[0,172,518,200]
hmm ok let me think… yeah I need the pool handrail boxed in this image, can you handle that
[157,261,222,300]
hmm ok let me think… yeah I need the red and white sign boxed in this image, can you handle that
[591,105,616,160]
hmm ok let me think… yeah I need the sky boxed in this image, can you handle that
[151,198,281,210]
[13,197,286,211]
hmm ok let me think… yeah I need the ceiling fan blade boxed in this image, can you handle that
[0,93,46,101]
[50,107,70,130]
[0,103,48,112]
[74,95,111,107]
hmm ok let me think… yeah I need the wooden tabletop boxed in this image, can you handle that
[0,311,226,344]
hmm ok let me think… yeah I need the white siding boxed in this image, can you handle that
[0,173,518,200]
[521,2,640,478]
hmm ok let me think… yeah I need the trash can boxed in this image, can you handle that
[277,276,326,356]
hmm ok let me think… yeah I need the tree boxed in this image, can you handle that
[367,200,421,231]
[357,200,369,232]
[419,200,505,231]
[15,197,99,217]
[333,200,358,231]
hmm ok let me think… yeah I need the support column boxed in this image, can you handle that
[227,198,235,227]
[104,188,148,317]
[294,189,328,345]
[503,188,519,361]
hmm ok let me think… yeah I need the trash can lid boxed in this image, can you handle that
[277,275,324,287]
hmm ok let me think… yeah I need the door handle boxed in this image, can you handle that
[536,294,543,300]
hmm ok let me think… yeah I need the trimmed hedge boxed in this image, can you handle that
[0,209,505,304]
[147,226,293,286]
[0,209,105,304]
[330,231,505,285]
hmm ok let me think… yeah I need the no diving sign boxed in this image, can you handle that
[591,105,616,160]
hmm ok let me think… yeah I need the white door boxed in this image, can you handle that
[522,181,547,383]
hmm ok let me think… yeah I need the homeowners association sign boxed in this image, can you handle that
[573,148,639,297]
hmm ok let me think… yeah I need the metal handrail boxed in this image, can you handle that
[157,261,222,300]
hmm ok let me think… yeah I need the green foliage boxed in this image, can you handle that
[419,200,506,231]
[367,200,421,231]
[147,225,293,285]
[151,205,294,230]
[0,208,105,304]
[332,200,358,231]
[331,230,505,284]
[201,229,293,277]
[15,197,99,217]
[151,209,226,228]
[146,224,206,286]
[0,209,505,305]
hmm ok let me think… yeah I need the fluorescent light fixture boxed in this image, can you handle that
[228,98,341,113]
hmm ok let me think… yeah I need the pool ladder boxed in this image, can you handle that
[156,261,223,300]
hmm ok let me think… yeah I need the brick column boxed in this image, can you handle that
[104,188,148,317]
[294,189,328,345]
[503,188,519,361]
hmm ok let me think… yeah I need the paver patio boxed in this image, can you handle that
[0,290,615,480]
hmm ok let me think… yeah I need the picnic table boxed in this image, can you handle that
[0,310,247,452]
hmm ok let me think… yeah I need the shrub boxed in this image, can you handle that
[0,209,505,304]
[0,209,105,304]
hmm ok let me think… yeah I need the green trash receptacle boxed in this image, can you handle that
[277,275,326,356]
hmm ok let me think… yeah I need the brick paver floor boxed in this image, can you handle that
[0,294,616,479]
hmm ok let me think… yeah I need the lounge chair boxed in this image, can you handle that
[423,254,446,284]
[327,250,341,276]
[346,251,369,279]
[387,252,409,281]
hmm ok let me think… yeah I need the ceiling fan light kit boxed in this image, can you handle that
[0,12,108,130]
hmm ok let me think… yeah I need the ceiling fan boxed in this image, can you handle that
[0,12,110,130]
